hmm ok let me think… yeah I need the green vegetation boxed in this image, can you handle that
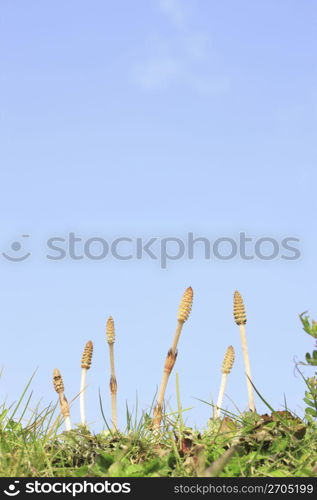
[298,313,317,421]
[0,396,316,477]
[0,306,316,477]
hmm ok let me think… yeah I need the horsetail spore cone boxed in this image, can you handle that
[177,286,193,322]
[53,368,64,394]
[233,291,255,412]
[106,316,115,344]
[153,287,193,430]
[80,340,93,426]
[215,346,235,418]
[222,345,235,374]
[53,368,72,431]
[233,290,247,326]
[81,340,93,370]
[106,316,118,430]
[171,286,193,353]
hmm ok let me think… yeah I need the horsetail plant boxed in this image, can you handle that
[106,316,118,430]
[80,340,93,426]
[233,291,255,412]
[53,368,72,431]
[153,286,193,430]
[214,345,235,418]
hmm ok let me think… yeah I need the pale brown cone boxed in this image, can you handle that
[81,340,93,369]
[106,316,115,344]
[222,345,235,374]
[233,291,247,325]
[53,368,64,394]
[177,287,193,322]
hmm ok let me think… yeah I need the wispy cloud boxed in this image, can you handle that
[158,0,187,27]
[131,1,230,95]
[186,73,231,94]
[132,58,182,90]
[185,33,209,61]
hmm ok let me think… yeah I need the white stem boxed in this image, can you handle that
[156,370,170,413]
[239,324,255,411]
[80,369,87,426]
[215,373,228,418]
[65,416,72,431]
[111,392,118,431]
[171,321,183,354]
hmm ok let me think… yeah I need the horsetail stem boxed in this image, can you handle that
[53,368,72,431]
[234,291,255,412]
[153,287,193,430]
[80,340,93,426]
[215,346,235,418]
[106,316,118,430]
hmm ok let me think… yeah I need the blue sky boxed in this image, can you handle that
[0,0,316,431]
